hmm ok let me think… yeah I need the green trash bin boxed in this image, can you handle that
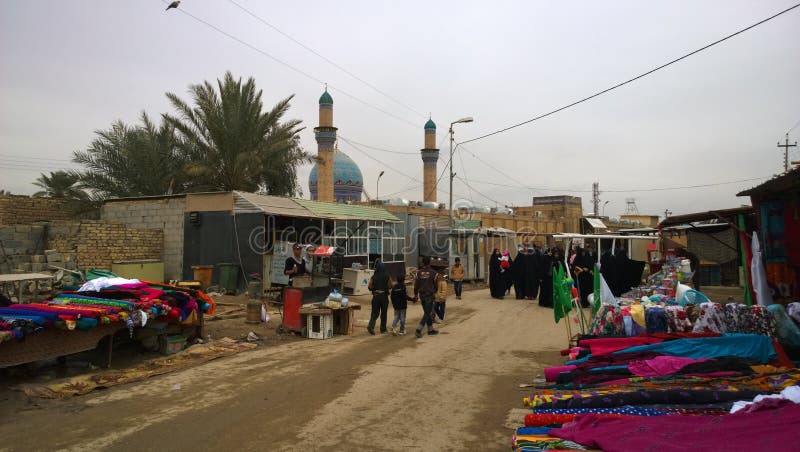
[217,263,240,295]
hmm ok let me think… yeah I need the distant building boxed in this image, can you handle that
[513,196,583,233]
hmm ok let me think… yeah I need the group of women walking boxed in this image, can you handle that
[489,245,596,308]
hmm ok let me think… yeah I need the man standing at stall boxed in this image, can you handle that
[414,256,439,338]
[284,243,310,286]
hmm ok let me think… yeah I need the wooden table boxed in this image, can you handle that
[299,302,361,336]
[0,324,125,368]
[0,272,54,302]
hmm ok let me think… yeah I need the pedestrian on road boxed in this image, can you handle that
[489,249,505,299]
[524,245,541,300]
[434,269,448,322]
[451,257,465,300]
[501,250,514,295]
[513,245,527,300]
[413,256,439,338]
[367,261,395,335]
[390,273,416,335]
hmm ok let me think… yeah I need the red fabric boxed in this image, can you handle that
[549,402,800,452]
[525,412,631,427]
[645,332,722,340]
[544,365,578,382]
[628,356,708,377]
[785,196,800,267]
[771,340,794,369]
[578,337,664,356]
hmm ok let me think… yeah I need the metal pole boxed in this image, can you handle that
[449,124,454,228]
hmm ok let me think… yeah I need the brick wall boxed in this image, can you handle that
[0,195,72,225]
[47,220,163,270]
[101,197,185,280]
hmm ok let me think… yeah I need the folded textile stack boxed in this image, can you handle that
[0,279,215,344]
[588,302,795,339]
[512,334,800,452]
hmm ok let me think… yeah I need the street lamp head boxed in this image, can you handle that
[453,116,474,124]
[378,170,385,178]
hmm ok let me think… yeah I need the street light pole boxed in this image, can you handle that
[376,170,384,204]
[449,117,473,227]
[602,200,610,216]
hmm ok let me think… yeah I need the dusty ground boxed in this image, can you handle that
[0,288,571,451]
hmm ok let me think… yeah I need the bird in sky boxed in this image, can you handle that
[165,1,180,11]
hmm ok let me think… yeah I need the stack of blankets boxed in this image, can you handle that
[0,279,215,344]
[512,333,800,451]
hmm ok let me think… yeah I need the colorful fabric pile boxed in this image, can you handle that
[512,334,799,451]
[0,279,215,344]
[590,301,780,338]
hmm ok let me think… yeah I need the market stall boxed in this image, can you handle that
[0,277,214,368]
[509,233,800,451]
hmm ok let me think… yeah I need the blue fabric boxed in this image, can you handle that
[645,307,668,333]
[534,405,669,416]
[613,333,776,363]
[588,365,629,373]
[516,427,552,435]
[0,308,61,322]
[565,355,592,365]
[768,304,800,347]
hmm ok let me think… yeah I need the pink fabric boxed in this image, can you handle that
[549,402,800,452]
[578,336,664,356]
[628,356,708,377]
[544,365,577,382]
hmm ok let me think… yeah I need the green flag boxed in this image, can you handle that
[593,264,601,314]
[553,264,572,323]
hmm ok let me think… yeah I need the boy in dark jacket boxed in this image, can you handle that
[390,273,416,335]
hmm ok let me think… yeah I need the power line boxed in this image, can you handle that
[224,0,427,119]
[161,1,419,129]
[337,136,418,155]
[460,2,800,145]
[462,175,772,193]
[0,154,75,163]
[786,118,800,134]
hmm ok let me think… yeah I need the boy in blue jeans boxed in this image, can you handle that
[390,273,416,335]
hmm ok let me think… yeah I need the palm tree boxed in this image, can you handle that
[164,71,309,195]
[73,112,188,198]
[32,171,87,199]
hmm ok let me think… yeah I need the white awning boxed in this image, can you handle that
[585,218,607,230]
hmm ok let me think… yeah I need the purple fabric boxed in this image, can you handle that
[628,356,708,377]
[545,365,577,382]
[549,402,800,452]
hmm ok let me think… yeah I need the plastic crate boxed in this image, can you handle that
[159,335,187,355]
[305,313,333,340]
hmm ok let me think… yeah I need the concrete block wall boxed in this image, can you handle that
[47,220,163,270]
[101,197,185,280]
[0,195,72,225]
[0,223,48,273]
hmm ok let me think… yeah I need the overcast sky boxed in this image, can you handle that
[2,1,799,217]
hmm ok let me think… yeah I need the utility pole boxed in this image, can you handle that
[778,133,797,172]
[592,182,600,216]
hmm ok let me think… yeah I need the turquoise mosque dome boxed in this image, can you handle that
[424,118,436,129]
[319,90,333,105]
[308,150,363,202]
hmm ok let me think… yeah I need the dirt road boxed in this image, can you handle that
[0,289,571,451]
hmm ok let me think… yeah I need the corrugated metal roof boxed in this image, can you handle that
[233,191,318,218]
[292,198,400,222]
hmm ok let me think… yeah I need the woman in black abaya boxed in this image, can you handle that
[489,248,505,299]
